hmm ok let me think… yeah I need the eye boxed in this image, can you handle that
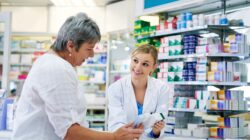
[133,59,138,63]
[142,63,149,67]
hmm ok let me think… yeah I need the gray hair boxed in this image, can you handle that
[51,12,101,52]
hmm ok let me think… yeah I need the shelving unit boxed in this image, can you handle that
[107,31,134,85]
[76,41,108,131]
[134,1,250,138]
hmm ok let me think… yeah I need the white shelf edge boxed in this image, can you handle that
[78,80,106,84]
[137,25,208,40]
[87,105,106,110]
[168,108,206,113]
[163,134,207,140]
[10,63,32,66]
[0,131,12,138]
[167,81,248,86]
[11,32,56,36]
[158,53,248,60]
[208,81,248,86]
[110,70,130,74]
[86,118,105,122]
[167,81,207,85]
[79,64,107,67]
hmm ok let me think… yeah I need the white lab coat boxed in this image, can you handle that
[107,75,170,139]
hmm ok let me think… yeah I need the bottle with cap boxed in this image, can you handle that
[220,14,228,25]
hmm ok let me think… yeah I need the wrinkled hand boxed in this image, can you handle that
[152,121,165,136]
[113,122,144,140]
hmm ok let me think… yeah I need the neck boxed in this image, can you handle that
[49,49,69,62]
[131,77,147,89]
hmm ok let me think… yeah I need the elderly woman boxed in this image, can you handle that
[12,13,143,140]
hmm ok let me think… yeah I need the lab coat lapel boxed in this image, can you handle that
[126,75,138,117]
[143,76,153,113]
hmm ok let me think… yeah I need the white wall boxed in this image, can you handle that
[1,6,48,32]
[105,0,135,33]
[48,6,106,34]
[0,0,135,34]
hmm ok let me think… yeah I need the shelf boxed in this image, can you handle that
[10,79,26,82]
[167,81,207,85]
[86,118,105,122]
[0,131,12,139]
[110,70,130,74]
[87,105,106,110]
[136,25,249,40]
[10,63,32,67]
[167,81,249,86]
[169,108,206,113]
[208,81,249,86]
[11,48,46,53]
[79,64,106,68]
[137,25,209,40]
[169,108,250,114]
[158,53,248,60]
[11,32,56,37]
[161,135,206,140]
[79,80,106,84]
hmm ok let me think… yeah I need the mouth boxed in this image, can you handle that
[133,70,142,76]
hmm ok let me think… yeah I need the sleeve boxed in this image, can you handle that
[155,82,173,138]
[156,82,171,117]
[37,66,82,139]
[107,81,128,132]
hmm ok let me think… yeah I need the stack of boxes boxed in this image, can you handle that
[210,117,246,138]
[208,90,248,110]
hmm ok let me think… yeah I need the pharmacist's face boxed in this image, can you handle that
[69,41,95,67]
[130,53,156,79]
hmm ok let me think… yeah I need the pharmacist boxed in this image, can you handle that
[108,45,170,139]
[12,12,143,140]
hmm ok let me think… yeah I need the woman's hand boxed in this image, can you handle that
[113,122,144,140]
[152,121,165,137]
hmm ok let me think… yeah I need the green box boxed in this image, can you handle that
[134,20,150,29]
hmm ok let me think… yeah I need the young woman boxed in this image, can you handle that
[108,44,170,139]
[12,12,143,140]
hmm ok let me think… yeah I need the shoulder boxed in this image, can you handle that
[149,77,167,87]
[108,75,130,90]
[32,54,77,80]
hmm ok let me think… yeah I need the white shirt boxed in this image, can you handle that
[108,75,170,139]
[12,53,87,140]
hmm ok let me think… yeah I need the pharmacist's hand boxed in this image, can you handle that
[113,122,144,140]
[134,123,144,130]
[152,121,165,136]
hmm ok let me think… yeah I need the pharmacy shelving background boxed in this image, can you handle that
[134,0,250,139]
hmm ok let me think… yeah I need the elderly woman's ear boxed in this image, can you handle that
[66,40,74,54]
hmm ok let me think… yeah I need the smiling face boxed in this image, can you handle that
[68,41,96,67]
[130,52,157,81]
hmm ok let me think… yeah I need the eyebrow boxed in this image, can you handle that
[133,57,152,64]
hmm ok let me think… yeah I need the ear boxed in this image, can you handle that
[66,40,74,53]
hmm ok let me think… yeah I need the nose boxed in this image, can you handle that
[89,50,94,57]
[134,62,142,71]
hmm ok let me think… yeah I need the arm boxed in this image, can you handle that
[38,67,143,140]
[65,123,143,140]
[107,81,128,131]
[65,124,114,140]
[151,83,172,137]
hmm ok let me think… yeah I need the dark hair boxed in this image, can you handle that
[51,12,101,52]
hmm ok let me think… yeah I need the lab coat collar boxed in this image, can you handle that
[125,75,154,115]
